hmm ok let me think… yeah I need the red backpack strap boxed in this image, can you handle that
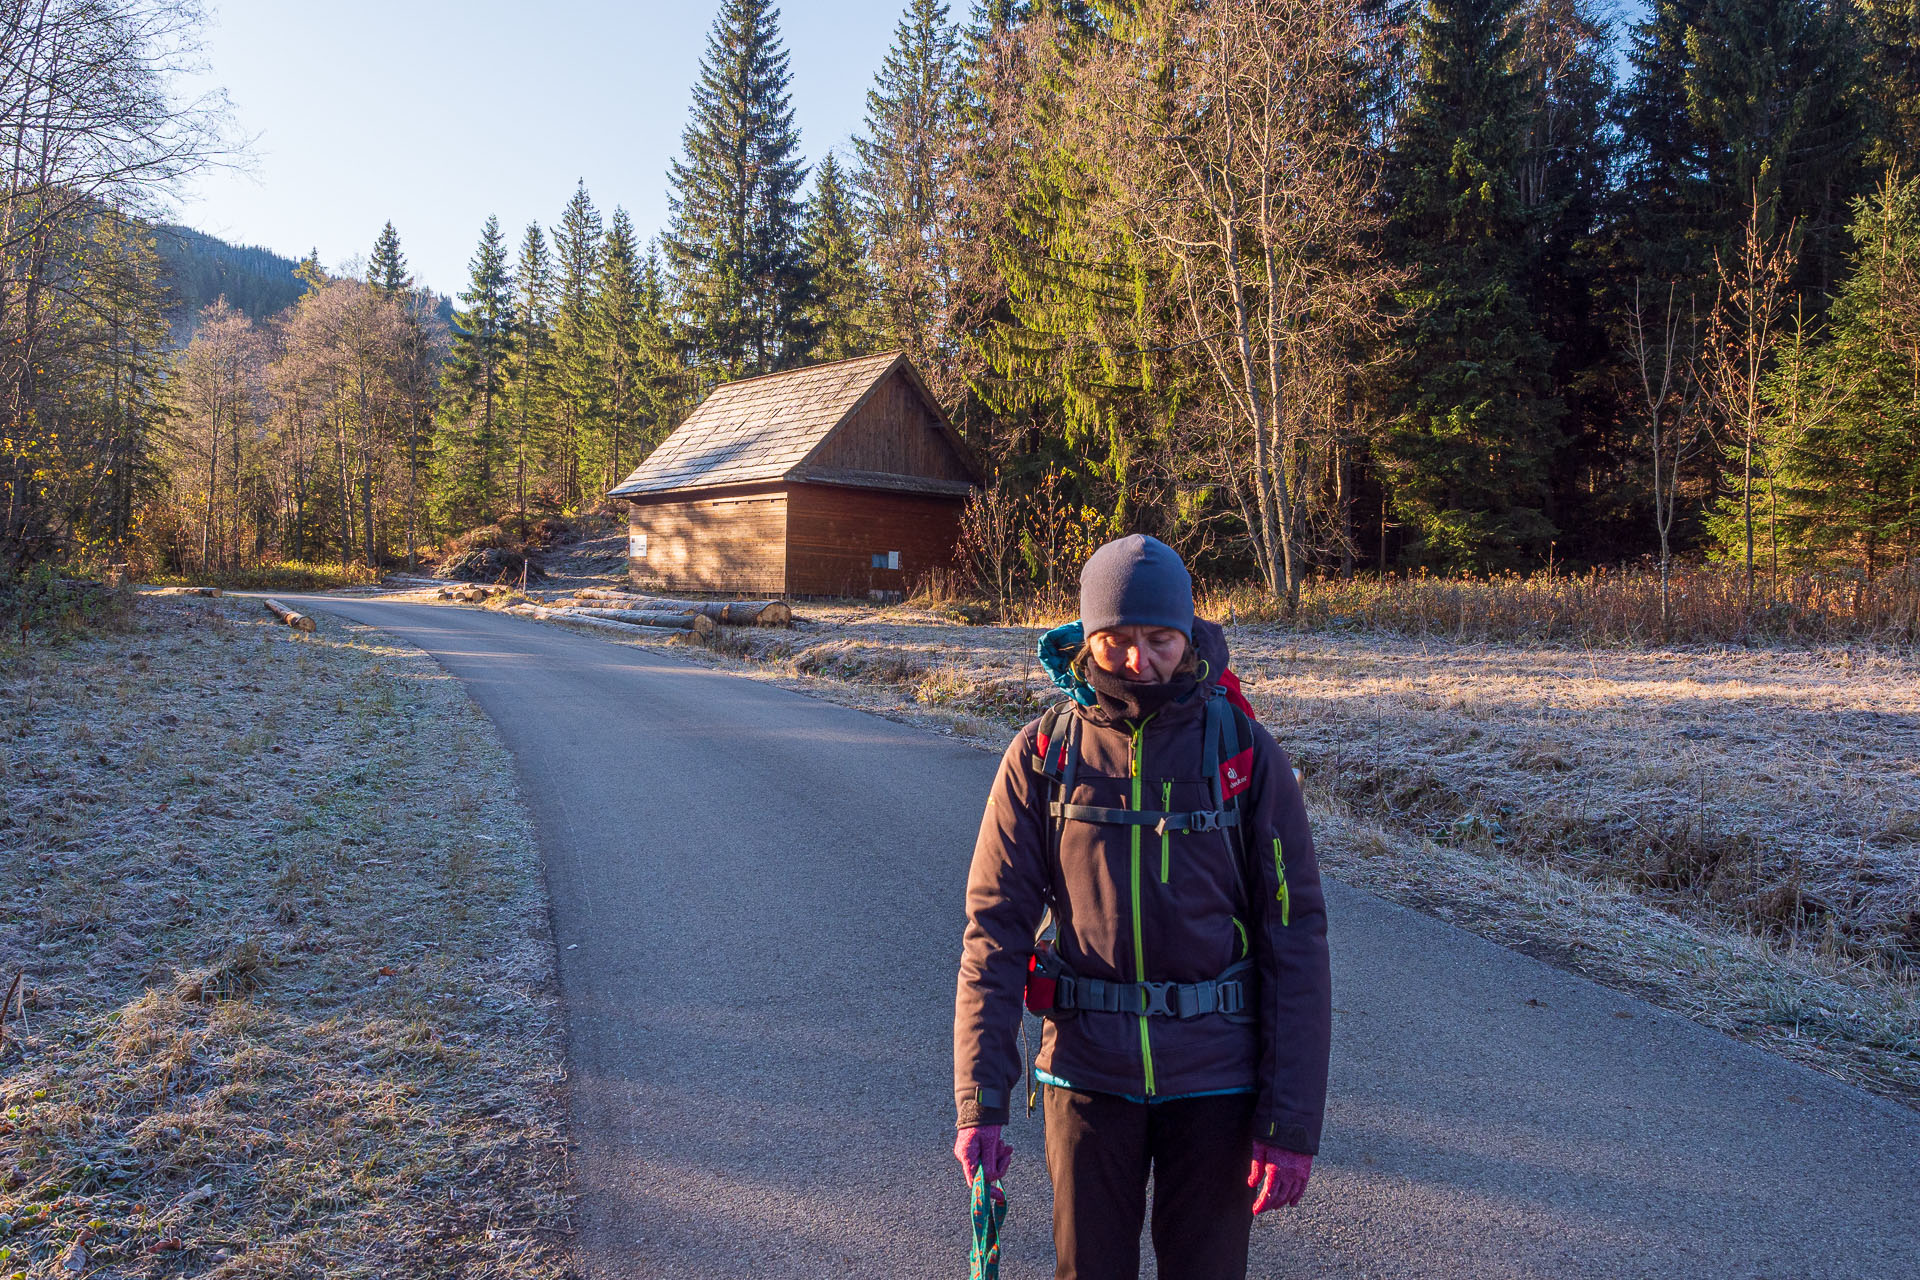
[1032,702,1075,782]
[1218,667,1257,722]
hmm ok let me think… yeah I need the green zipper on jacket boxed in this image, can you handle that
[1131,718,1156,1096]
[1273,836,1291,926]
[1160,780,1172,883]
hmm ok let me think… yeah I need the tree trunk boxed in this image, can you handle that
[338,418,353,570]
[1338,443,1354,581]
[407,422,419,571]
[361,470,375,568]
[229,402,242,573]
[1743,434,1755,610]
[290,432,305,562]
[202,404,218,574]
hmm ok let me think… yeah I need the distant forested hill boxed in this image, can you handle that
[152,223,303,339]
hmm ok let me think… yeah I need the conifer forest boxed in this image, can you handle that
[4,0,1920,619]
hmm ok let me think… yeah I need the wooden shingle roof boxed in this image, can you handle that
[608,351,974,499]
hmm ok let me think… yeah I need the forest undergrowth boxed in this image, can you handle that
[137,562,385,594]
[0,597,572,1279]
[637,600,1920,1108]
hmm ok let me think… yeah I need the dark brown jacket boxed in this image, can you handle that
[953,619,1332,1154]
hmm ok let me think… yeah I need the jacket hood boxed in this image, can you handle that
[1037,616,1231,710]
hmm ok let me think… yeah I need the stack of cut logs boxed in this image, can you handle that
[506,586,791,640]
[435,583,513,604]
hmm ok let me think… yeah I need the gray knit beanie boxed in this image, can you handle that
[1079,534,1194,639]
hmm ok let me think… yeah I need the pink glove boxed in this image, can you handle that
[1248,1141,1311,1213]
[954,1124,1014,1198]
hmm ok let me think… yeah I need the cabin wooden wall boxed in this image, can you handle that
[785,484,965,597]
[626,489,788,594]
[804,370,973,484]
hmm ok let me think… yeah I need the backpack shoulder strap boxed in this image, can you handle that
[1028,702,1080,911]
[1032,701,1075,782]
[1204,686,1261,919]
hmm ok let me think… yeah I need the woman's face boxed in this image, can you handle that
[1087,625,1188,683]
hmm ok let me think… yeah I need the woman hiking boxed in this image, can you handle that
[953,534,1332,1280]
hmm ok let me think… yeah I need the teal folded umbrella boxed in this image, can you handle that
[969,1165,1007,1280]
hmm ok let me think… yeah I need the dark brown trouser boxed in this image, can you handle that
[1043,1086,1255,1280]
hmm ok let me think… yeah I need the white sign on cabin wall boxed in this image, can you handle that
[630,533,648,559]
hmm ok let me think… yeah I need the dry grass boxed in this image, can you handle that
[592,601,1920,1107]
[141,562,385,593]
[1225,565,1920,644]
[0,597,572,1279]
[973,564,1920,646]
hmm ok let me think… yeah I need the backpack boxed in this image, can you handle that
[1030,680,1258,863]
[1023,683,1261,1011]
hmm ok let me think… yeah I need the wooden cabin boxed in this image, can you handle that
[607,352,981,597]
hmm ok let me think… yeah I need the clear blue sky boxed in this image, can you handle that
[172,0,912,297]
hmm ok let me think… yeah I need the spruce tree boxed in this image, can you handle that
[665,0,813,380]
[855,0,962,368]
[1620,0,1870,295]
[591,208,674,491]
[958,1,1169,536]
[802,154,878,362]
[1513,0,1629,556]
[296,247,327,294]
[503,222,558,530]
[1617,0,1713,284]
[635,246,685,455]
[369,221,411,295]
[435,215,517,521]
[553,182,604,505]
[1380,0,1564,570]
[1861,0,1920,174]
[364,219,435,560]
[1761,173,1920,576]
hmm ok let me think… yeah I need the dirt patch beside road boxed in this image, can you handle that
[0,597,571,1278]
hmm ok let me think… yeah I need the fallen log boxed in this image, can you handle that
[572,587,791,627]
[559,607,717,636]
[704,599,792,627]
[508,604,691,639]
[571,586,649,600]
[261,597,315,632]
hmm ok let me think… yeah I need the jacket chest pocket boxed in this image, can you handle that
[1052,774,1135,885]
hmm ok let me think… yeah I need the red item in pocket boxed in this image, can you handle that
[1025,941,1058,1014]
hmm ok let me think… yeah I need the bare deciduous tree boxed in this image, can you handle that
[1702,188,1796,607]
[0,0,232,561]
[170,299,262,573]
[1628,279,1705,628]
[1067,0,1399,608]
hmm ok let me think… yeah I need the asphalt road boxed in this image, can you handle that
[287,596,1920,1280]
